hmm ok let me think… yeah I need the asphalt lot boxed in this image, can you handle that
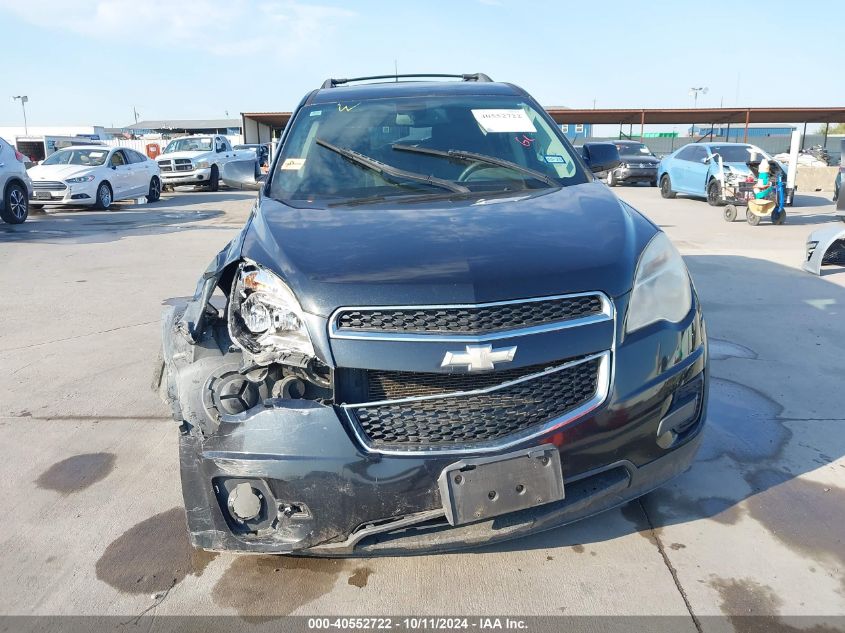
[1,184,844,627]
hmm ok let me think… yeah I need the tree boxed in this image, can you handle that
[818,123,845,135]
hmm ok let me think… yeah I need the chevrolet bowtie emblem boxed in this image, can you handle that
[441,344,517,372]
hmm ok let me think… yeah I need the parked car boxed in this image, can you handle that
[603,140,660,187]
[657,142,779,206]
[233,143,271,171]
[0,136,33,224]
[157,135,251,191]
[27,146,161,209]
[160,73,708,555]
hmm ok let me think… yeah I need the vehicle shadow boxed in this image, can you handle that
[793,193,836,208]
[0,189,255,244]
[477,255,845,561]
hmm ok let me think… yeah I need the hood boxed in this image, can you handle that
[241,183,657,316]
[158,150,206,161]
[28,164,96,181]
[620,155,659,165]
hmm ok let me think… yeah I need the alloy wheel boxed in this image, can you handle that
[9,188,26,220]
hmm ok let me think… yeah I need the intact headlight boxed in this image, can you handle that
[227,263,315,359]
[66,175,95,183]
[625,232,692,333]
[195,160,210,169]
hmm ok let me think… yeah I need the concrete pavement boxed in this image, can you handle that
[1,185,843,627]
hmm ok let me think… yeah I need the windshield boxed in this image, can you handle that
[615,143,652,157]
[163,138,213,153]
[269,95,587,205]
[42,148,108,166]
[710,145,763,163]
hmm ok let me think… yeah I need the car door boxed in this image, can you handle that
[108,149,132,199]
[126,149,151,195]
[215,136,231,162]
[683,145,710,196]
[667,146,695,192]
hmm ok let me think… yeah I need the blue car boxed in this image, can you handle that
[657,142,776,206]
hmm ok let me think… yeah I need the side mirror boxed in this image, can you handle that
[216,145,226,153]
[582,143,621,174]
[221,159,266,191]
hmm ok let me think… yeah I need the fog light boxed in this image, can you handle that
[656,375,704,449]
[228,482,263,521]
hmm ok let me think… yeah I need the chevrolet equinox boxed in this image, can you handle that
[159,73,708,555]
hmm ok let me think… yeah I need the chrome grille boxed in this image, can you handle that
[32,181,67,191]
[175,158,192,172]
[334,294,605,336]
[157,159,173,172]
[345,356,602,450]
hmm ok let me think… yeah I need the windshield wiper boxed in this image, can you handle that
[315,139,469,194]
[392,144,561,189]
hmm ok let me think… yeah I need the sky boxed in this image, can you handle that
[0,0,841,128]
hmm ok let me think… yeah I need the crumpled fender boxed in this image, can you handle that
[179,206,256,342]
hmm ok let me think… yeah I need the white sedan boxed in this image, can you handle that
[27,145,162,209]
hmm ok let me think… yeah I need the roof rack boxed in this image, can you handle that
[320,73,493,89]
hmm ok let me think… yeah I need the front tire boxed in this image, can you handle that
[1,182,28,224]
[660,175,676,199]
[93,182,112,210]
[146,177,161,203]
[723,205,737,222]
[207,165,219,192]
[707,179,723,206]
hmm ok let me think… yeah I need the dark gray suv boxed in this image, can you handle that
[159,73,708,555]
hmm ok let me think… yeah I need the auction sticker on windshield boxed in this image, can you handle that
[472,109,537,134]
[281,158,306,170]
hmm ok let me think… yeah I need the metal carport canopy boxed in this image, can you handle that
[544,107,845,125]
[243,107,845,130]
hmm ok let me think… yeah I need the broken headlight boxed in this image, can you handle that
[625,232,692,334]
[227,263,315,360]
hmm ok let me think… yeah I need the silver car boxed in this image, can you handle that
[0,137,32,224]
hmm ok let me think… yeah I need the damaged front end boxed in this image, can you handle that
[160,238,356,552]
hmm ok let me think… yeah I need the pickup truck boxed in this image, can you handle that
[156,134,249,191]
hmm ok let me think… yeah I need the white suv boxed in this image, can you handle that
[0,137,32,224]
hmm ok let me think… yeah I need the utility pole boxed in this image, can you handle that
[689,86,708,108]
[133,107,140,124]
[12,95,28,135]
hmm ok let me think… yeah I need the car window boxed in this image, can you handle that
[709,145,759,163]
[270,95,587,205]
[686,146,706,162]
[42,148,108,166]
[674,146,696,162]
[110,151,127,167]
[124,149,145,164]
[163,138,213,153]
[615,142,652,157]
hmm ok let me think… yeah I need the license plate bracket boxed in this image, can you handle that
[438,445,564,526]
[35,191,51,200]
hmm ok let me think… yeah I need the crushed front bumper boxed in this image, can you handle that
[162,293,708,555]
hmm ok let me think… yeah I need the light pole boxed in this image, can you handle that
[12,95,29,135]
[689,87,708,108]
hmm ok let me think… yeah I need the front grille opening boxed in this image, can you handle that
[335,295,604,335]
[347,357,600,448]
[821,239,845,266]
[362,357,588,402]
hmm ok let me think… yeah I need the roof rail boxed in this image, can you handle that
[320,73,493,89]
